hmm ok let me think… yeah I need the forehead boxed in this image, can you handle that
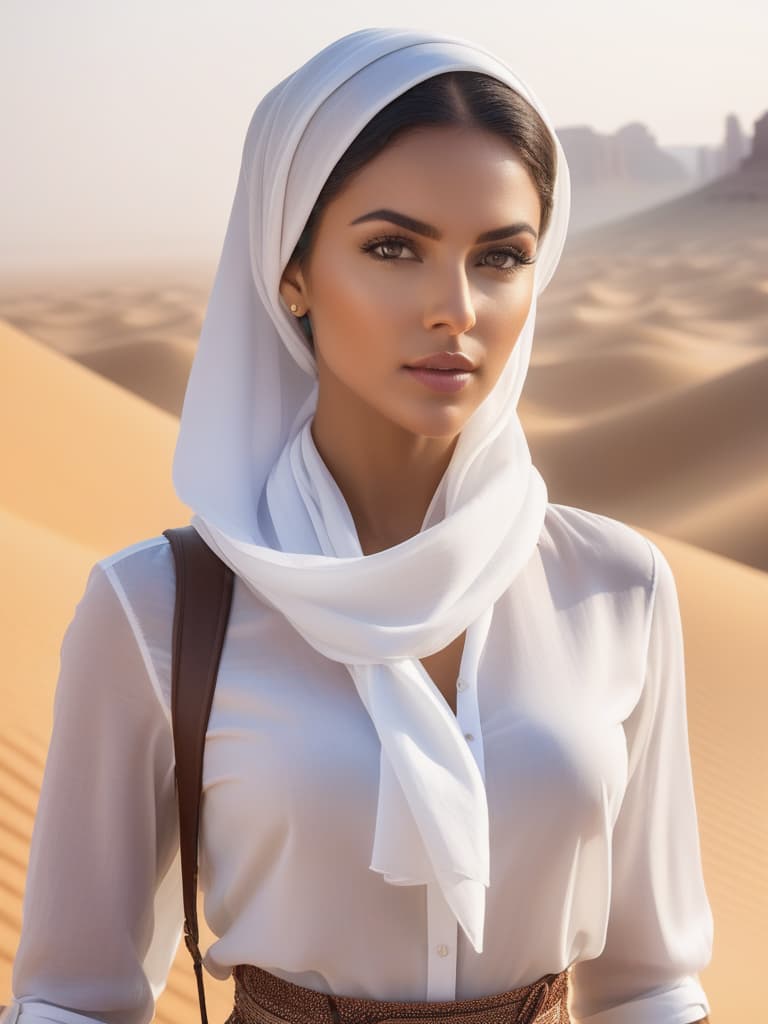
[326,124,541,231]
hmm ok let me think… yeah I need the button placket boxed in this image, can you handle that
[426,880,458,1000]
[455,607,492,783]
[458,685,485,780]
[424,608,494,1002]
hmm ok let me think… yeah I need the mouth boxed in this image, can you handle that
[405,351,476,372]
[403,366,475,393]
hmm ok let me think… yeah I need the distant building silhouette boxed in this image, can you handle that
[696,146,715,181]
[554,121,692,232]
[719,113,748,174]
[556,121,687,188]
[742,111,768,164]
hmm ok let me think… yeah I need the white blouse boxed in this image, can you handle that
[4,503,713,1024]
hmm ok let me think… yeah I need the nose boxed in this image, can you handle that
[422,263,477,335]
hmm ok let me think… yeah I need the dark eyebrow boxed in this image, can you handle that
[348,208,538,243]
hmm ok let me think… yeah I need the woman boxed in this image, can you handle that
[3,26,713,1024]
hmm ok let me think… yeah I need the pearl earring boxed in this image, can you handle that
[290,303,300,315]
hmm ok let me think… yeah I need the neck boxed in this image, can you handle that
[311,376,458,555]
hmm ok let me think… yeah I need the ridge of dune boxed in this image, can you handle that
[0,319,223,1011]
[0,283,206,415]
[0,320,190,553]
[0,284,207,357]
[661,472,768,568]
[75,337,195,416]
[528,177,768,573]
[526,338,718,416]
[526,350,768,568]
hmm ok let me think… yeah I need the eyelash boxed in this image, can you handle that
[359,233,536,275]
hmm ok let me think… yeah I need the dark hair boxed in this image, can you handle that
[289,70,557,277]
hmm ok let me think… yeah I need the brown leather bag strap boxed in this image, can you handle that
[163,525,235,1024]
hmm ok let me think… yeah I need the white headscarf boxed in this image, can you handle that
[172,26,571,954]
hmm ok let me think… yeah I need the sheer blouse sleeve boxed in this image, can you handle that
[569,540,714,1024]
[3,561,184,1024]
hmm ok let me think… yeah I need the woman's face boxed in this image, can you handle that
[279,124,542,440]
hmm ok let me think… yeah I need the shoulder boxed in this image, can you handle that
[98,532,174,584]
[86,535,178,711]
[536,504,665,677]
[52,535,179,724]
[539,502,658,597]
[88,533,176,627]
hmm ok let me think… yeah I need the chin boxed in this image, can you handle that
[393,406,471,440]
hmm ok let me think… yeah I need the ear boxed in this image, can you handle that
[278,259,310,313]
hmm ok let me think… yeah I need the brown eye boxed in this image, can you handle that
[378,241,407,258]
[480,247,536,275]
[360,234,420,262]
[484,251,515,269]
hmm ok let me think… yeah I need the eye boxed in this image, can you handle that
[359,234,420,262]
[480,247,536,275]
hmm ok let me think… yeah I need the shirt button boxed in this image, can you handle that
[436,944,450,958]
[456,678,469,692]
[464,732,475,742]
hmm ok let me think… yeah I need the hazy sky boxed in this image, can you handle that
[1,0,765,276]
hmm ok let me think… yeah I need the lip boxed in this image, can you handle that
[403,366,473,394]
[405,350,476,371]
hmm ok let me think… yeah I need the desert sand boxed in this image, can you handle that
[1,157,766,1020]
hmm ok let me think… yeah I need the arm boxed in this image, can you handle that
[5,561,184,1024]
[569,540,714,1024]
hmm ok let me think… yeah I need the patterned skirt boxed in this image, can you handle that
[225,963,571,1024]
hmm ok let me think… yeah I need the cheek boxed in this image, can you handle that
[478,278,535,370]
[311,260,406,349]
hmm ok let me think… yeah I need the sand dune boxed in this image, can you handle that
[76,337,196,416]
[1,166,765,572]
[0,328,234,1022]
[0,284,207,358]
[0,321,191,552]
[626,531,768,1020]
[528,162,768,572]
[0,723,234,1024]
[527,351,768,525]
[1,158,767,1016]
[661,472,768,567]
